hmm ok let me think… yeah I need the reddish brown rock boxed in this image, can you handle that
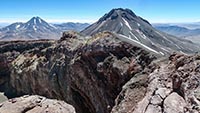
[112,53,200,113]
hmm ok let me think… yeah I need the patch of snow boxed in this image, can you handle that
[16,25,20,29]
[137,23,141,27]
[159,51,165,55]
[49,24,57,29]
[160,47,170,52]
[119,34,160,54]
[175,44,181,49]
[33,25,37,31]
[180,51,185,54]
[130,31,139,41]
[120,22,123,27]
[151,42,155,45]
[136,29,147,39]
[38,18,41,23]
[34,19,36,25]
[122,18,132,30]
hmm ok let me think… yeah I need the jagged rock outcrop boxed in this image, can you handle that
[111,53,200,113]
[0,95,75,113]
[0,40,53,93]
[0,31,156,113]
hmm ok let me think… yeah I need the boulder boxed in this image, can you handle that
[0,95,75,113]
[164,92,186,113]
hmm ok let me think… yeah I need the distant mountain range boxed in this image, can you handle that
[153,24,200,44]
[54,22,90,32]
[0,17,90,40]
[82,8,200,55]
[153,22,200,29]
[154,25,200,37]
[180,22,200,29]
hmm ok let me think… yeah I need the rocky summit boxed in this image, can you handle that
[0,8,200,113]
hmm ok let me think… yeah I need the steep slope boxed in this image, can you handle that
[82,8,200,55]
[0,17,61,40]
[54,22,90,32]
[0,31,156,113]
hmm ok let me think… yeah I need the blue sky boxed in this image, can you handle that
[0,0,199,23]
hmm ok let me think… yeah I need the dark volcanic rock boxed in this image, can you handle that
[0,40,54,93]
[0,95,75,113]
[0,31,156,113]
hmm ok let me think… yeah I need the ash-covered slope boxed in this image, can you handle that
[82,8,200,55]
[0,17,61,40]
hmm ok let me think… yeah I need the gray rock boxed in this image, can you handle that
[155,88,171,99]
[0,95,76,113]
[145,104,162,113]
[150,95,162,105]
[164,92,186,113]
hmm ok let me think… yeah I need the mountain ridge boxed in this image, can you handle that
[82,8,200,55]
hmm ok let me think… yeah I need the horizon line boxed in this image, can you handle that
[0,17,199,25]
